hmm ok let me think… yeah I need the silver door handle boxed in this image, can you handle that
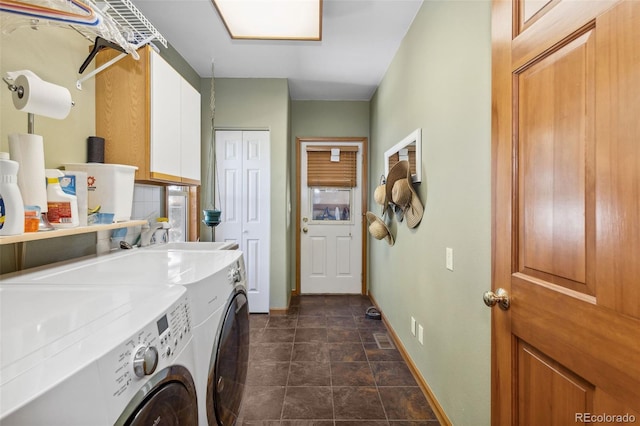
[483,288,510,310]
[302,227,308,233]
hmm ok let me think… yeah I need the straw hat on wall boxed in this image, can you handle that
[366,211,394,246]
[385,160,424,228]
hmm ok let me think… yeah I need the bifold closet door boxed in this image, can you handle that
[214,130,271,313]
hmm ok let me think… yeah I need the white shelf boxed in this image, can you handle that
[1,0,167,88]
[0,220,147,245]
[83,0,167,48]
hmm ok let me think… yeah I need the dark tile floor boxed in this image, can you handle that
[238,294,440,425]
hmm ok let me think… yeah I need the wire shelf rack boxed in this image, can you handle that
[92,0,166,48]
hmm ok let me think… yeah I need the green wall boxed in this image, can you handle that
[0,26,95,165]
[0,25,199,272]
[2,12,494,424]
[289,100,370,293]
[0,24,99,271]
[369,2,492,425]
[291,101,369,138]
[202,78,292,310]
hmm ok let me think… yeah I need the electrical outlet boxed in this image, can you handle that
[411,317,416,336]
[446,247,454,271]
[418,324,424,345]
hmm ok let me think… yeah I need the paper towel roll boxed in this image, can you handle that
[9,70,72,120]
[8,133,48,212]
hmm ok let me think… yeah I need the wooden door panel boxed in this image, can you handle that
[512,274,640,410]
[512,1,617,70]
[595,1,640,319]
[492,1,640,424]
[517,342,593,425]
[519,0,553,29]
[593,390,640,425]
[517,29,594,291]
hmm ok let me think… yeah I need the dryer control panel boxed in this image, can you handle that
[229,258,246,286]
[99,293,193,415]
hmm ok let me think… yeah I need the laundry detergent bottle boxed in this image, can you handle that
[0,152,25,235]
[46,169,79,228]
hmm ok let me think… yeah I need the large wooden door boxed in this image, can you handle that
[492,1,640,424]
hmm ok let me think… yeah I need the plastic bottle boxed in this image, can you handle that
[46,169,79,228]
[0,152,25,235]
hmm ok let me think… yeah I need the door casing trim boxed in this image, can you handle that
[294,136,369,295]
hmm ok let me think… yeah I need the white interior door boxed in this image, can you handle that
[300,141,363,294]
[215,130,270,313]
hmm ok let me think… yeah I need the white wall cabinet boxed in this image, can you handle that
[96,45,201,185]
[179,78,202,183]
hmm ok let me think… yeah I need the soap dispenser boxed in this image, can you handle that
[46,169,79,228]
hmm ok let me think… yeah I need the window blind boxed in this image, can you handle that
[387,145,417,176]
[306,146,358,187]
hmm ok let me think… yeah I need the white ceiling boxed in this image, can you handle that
[129,0,424,100]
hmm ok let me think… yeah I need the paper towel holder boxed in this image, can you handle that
[4,76,35,134]
[3,76,71,231]
[3,75,75,134]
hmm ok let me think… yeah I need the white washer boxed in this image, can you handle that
[144,241,238,251]
[2,248,250,426]
[0,283,198,425]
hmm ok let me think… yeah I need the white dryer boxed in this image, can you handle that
[2,248,250,426]
[0,283,198,425]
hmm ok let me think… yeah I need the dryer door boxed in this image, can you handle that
[207,288,250,425]
[118,365,198,426]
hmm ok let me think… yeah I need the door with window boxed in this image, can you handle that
[297,138,367,294]
[491,1,640,424]
[215,130,270,313]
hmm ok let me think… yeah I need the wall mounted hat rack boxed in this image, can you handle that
[0,0,167,89]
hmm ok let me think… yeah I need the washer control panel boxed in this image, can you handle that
[99,293,193,409]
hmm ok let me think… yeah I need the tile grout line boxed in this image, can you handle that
[250,296,418,425]
[279,316,298,422]
[328,316,336,424]
[362,316,391,425]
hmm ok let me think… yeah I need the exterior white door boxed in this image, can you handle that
[300,141,363,294]
[214,130,270,313]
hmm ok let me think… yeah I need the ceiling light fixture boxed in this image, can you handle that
[212,0,322,41]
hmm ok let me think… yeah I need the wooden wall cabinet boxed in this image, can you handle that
[96,45,201,185]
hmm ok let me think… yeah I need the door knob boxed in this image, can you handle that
[483,288,510,310]
[302,227,308,233]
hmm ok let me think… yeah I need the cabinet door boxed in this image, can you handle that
[150,51,182,181]
[180,80,201,184]
[96,47,151,181]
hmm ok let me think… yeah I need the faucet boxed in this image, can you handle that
[140,221,168,247]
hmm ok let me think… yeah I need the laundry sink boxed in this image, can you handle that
[143,241,238,251]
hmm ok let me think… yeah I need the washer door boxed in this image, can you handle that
[207,288,250,425]
[117,365,198,426]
